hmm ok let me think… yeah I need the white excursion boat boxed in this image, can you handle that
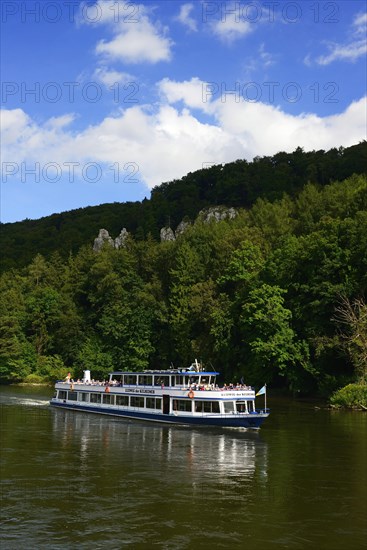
[50,361,270,429]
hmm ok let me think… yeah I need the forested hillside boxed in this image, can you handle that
[1,168,366,395]
[1,143,366,272]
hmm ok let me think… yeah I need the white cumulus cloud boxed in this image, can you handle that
[175,3,197,32]
[2,89,366,192]
[158,77,212,111]
[207,1,254,43]
[80,1,173,64]
[93,67,135,87]
[310,10,367,65]
[211,16,252,43]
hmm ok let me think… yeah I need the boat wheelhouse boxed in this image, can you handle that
[50,362,270,429]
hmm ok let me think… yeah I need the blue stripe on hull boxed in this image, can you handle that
[50,401,267,429]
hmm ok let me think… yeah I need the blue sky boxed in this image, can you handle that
[1,0,366,222]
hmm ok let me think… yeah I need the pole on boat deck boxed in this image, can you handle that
[256,384,267,412]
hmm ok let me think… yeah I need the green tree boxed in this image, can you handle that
[240,284,312,391]
[75,338,114,381]
[25,287,62,356]
[168,241,203,363]
[250,195,295,243]
[28,254,48,286]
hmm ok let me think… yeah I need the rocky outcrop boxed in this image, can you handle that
[93,229,114,252]
[198,206,238,223]
[93,228,129,251]
[175,220,191,237]
[160,227,176,242]
[94,207,238,247]
[114,228,129,249]
[159,207,238,242]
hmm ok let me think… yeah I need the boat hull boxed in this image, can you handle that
[50,400,269,429]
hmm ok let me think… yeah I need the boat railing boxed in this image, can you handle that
[56,380,255,393]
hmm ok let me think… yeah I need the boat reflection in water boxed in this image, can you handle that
[51,408,268,494]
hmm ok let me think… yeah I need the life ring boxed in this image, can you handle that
[188,389,194,399]
[105,386,110,393]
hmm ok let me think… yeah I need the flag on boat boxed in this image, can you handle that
[256,385,266,396]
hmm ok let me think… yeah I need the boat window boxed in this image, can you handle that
[172,399,192,412]
[124,374,137,385]
[146,397,162,410]
[103,394,113,405]
[116,395,129,407]
[175,376,184,385]
[80,393,89,402]
[195,401,220,413]
[223,401,234,413]
[58,390,67,400]
[68,391,78,401]
[188,376,199,385]
[138,375,152,386]
[90,393,102,404]
[110,375,122,384]
[236,400,247,413]
[154,376,170,387]
[131,396,145,408]
[248,401,254,412]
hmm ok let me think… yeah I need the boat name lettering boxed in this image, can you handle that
[125,388,155,394]
[221,392,247,397]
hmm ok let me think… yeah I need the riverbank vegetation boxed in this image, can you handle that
[330,383,367,410]
[1,145,366,398]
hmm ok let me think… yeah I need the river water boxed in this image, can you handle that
[0,385,366,549]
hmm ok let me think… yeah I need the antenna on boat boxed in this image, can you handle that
[195,358,202,372]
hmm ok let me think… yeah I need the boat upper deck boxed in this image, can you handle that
[56,364,255,396]
[56,380,255,396]
[110,370,220,376]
